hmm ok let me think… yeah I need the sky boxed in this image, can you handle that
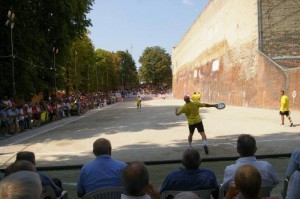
[87,0,209,68]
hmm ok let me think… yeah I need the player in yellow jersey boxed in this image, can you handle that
[175,95,218,154]
[191,92,199,102]
[280,90,293,127]
[136,96,141,110]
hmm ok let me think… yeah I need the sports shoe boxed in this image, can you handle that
[290,123,293,127]
[280,123,284,126]
[203,145,209,155]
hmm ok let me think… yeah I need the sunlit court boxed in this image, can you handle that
[0,98,299,167]
[0,99,299,198]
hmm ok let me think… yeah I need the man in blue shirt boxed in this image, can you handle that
[222,134,280,191]
[77,138,127,198]
[285,148,300,199]
[159,149,218,199]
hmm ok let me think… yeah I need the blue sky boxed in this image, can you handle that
[87,0,209,67]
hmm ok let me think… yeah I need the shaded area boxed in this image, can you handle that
[0,154,290,199]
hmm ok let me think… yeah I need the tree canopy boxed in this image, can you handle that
[0,0,94,99]
[138,46,172,86]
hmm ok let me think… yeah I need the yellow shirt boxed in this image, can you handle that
[280,95,289,112]
[191,94,199,102]
[137,98,141,105]
[197,93,201,101]
[177,102,205,125]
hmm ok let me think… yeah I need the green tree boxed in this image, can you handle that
[95,49,121,92]
[138,46,172,85]
[117,50,139,88]
[65,33,96,96]
[0,0,94,99]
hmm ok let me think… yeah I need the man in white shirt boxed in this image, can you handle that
[221,134,279,191]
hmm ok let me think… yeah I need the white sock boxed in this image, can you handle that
[188,142,192,147]
[203,140,208,146]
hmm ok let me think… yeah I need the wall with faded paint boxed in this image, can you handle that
[172,0,300,110]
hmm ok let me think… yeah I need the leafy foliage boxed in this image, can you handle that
[0,0,94,99]
[138,46,172,85]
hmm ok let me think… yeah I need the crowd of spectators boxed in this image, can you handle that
[0,85,172,137]
[0,92,116,137]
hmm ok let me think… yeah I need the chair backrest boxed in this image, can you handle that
[259,185,276,197]
[161,189,214,199]
[57,190,68,199]
[81,187,123,199]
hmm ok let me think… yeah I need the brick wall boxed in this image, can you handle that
[261,0,300,57]
[172,0,300,110]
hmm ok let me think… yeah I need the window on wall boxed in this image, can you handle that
[212,59,219,71]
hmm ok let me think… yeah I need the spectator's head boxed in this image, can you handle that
[122,161,149,196]
[182,149,201,170]
[174,192,201,199]
[93,138,112,156]
[237,134,257,157]
[234,165,261,199]
[0,171,42,199]
[16,151,36,165]
[184,95,190,103]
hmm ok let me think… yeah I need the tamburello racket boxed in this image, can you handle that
[216,102,226,109]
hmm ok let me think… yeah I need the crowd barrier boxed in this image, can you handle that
[0,153,290,199]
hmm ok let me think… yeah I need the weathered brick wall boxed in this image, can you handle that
[261,0,300,57]
[172,0,300,110]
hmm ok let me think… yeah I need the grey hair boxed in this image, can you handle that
[0,171,42,199]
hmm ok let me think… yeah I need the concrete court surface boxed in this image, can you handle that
[0,98,299,168]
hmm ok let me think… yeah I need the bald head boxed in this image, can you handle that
[122,161,149,196]
[235,165,261,198]
[184,95,190,103]
[0,171,42,199]
[93,138,112,156]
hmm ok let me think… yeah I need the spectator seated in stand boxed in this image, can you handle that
[225,165,279,199]
[4,160,36,177]
[15,151,62,197]
[285,147,300,199]
[0,171,43,199]
[77,138,127,198]
[121,161,160,199]
[159,148,218,199]
[221,134,280,191]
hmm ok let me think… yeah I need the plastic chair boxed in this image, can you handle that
[259,185,276,197]
[161,189,215,199]
[81,187,123,199]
